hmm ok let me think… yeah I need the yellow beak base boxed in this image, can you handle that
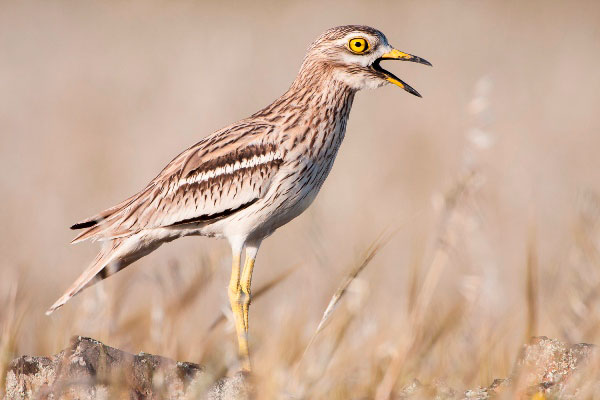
[380,49,432,66]
[375,48,431,97]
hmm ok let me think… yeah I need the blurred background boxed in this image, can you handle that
[1,0,600,397]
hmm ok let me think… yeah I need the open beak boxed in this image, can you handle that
[373,49,432,97]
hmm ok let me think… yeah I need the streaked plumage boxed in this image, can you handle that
[48,25,431,371]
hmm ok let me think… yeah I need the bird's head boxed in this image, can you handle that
[299,25,431,96]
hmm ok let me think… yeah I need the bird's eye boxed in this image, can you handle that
[348,38,369,54]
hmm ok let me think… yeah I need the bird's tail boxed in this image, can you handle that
[46,237,151,315]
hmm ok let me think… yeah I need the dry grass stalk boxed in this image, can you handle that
[115,263,214,336]
[525,224,539,341]
[0,283,24,398]
[375,171,478,400]
[300,230,394,362]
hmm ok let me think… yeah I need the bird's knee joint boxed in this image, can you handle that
[228,286,242,303]
[243,293,251,307]
[241,284,251,296]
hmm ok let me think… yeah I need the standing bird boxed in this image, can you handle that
[47,25,431,371]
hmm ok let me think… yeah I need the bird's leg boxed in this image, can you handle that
[239,241,261,358]
[240,256,255,332]
[227,249,251,371]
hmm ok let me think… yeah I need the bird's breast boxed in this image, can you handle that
[237,84,356,237]
[263,116,347,224]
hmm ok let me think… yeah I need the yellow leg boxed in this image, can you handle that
[240,241,261,335]
[227,252,251,371]
[240,256,255,332]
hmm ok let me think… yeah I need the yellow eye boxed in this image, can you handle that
[348,37,369,54]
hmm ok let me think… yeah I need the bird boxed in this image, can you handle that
[47,25,431,371]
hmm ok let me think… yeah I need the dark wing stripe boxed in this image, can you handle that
[168,197,259,226]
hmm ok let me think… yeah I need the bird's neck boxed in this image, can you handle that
[255,66,357,141]
[287,64,356,112]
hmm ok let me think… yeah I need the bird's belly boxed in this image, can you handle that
[260,157,336,234]
[271,181,320,226]
[188,171,324,241]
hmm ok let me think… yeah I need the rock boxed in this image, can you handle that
[4,336,598,399]
[464,379,511,399]
[464,336,598,399]
[207,373,250,400]
[398,379,456,399]
[5,336,248,400]
[508,336,597,398]
[394,337,598,400]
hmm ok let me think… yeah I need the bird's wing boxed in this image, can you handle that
[71,122,283,242]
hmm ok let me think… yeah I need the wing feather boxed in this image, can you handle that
[71,123,282,242]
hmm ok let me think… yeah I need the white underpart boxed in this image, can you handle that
[176,151,283,189]
[334,69,386,90]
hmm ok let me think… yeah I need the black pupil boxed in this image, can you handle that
[355,41,362,48]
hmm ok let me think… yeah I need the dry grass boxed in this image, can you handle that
[2,0,600,398]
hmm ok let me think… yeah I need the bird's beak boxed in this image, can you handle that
[380,49,432,66]
[373,49,432,97]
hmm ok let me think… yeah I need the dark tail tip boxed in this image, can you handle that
[71,220,97,230]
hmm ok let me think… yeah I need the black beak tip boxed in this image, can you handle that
[412,56,432,67]
[404,84,422,98]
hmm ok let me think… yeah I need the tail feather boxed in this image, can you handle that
[70,191,145,231]
[70,220,97,230]
[47,234,166,315]
[69,208,133,244]
[69,211,124,244]
[46,239,126,315]
[70,222,118,244]
[69,186,157,244]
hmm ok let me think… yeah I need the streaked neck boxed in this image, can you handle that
[256,65,356,125]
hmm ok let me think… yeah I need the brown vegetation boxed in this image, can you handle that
[2,1,600,398]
